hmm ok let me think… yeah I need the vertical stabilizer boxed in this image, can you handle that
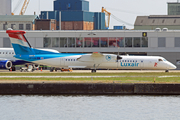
[6,28,35,55]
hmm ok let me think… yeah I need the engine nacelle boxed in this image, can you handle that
[0,60,12,69]
[33,64,39,69]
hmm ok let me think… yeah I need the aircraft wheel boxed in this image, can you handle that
[12,67,16,71]
[165,70,169,72]
[91,69,96,73]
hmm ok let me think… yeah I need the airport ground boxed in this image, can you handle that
[0,69,180,83]
[0,69,180,95]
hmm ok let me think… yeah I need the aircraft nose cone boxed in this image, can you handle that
[169,63,177,69]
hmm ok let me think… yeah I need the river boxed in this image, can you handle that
[0,95,180,120]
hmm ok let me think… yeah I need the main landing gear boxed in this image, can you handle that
[165,70,169,72]
[91,69,96,73]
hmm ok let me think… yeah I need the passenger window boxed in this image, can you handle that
[66,59,67,61]
[158,59,163,62]
[68,59,70,61]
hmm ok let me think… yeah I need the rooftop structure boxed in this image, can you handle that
[40,0,105,30]
[0,15,39,30]
[168,2,180,15]
[134,15,180,30]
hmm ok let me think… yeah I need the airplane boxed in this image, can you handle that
[0,48,59,71]
[6,28,177,73]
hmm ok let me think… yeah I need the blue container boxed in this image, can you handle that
[114,26,125,30]
[94,12,105,30]
[54,0,89,11]
[61,11,94,22]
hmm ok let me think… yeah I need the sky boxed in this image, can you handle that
[11,0,179,29]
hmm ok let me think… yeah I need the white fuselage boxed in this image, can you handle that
[30,54,176,70]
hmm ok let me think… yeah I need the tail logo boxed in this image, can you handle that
[154,62,158,67]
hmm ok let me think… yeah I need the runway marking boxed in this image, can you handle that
[158,76,179,78]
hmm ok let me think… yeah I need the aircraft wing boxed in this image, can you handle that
[77,52,116,64]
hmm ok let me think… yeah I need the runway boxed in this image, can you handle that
[0,75,179,78]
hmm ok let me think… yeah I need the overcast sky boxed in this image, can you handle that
[12,0,179,29]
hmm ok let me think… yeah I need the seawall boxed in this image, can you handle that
[0,83,180,95]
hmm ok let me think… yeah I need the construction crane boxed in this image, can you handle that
[20,0,30,15]
[11,0,30,15]
[101,7,111,29]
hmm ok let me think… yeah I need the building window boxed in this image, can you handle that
[109,37,117,47]
[175,37,180,47]
[76,38,83,47]
[125,37,132,47]
[68,38,75,47]
[52,38,60,47]
[158,37,166,47]
[19,24,24,30]
[162,20,165,23]
[100,38,108,47]
[117,37,124,47]
[84,38,91,47]
[43,38,51,48]
[92,38,99,47]
[142,37,148,47]
[133,37,141,47]
[60,38,67,47]
[26,24,31,30]
[3,24,7,30]
[11,24,16,30]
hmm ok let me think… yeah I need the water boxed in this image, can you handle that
[0,95,180,120]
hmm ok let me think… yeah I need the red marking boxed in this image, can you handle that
[6,30,27,42]
[154,62,158,67]
[93,52,98,53]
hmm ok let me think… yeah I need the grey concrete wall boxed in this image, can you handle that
[0,83,180,95]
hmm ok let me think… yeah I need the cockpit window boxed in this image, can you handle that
[158,59,163,62]
[163,59,167,61]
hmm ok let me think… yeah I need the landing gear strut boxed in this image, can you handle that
[91,69,96,73]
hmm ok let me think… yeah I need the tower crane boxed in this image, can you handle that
[101,7,111,29]
[11,0,30,15]
[20,0,30,15]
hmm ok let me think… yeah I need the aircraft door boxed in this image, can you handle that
[60,58,65,67]
[140,60,144,69]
